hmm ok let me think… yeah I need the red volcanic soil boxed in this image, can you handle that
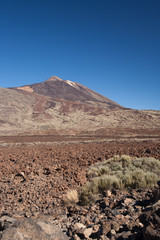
[0,138,160,217]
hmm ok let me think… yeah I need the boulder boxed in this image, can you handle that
[139,207,160,240]
[0,218,69,240]
[0,215,17,231]
[143,225,160,240]
[74,223,92,239]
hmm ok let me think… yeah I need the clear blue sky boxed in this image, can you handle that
[0,0,160,110]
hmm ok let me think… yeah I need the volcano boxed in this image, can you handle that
[16,76,123,108]
[0,76,159,136]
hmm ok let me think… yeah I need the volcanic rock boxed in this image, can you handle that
[0,218,69,240]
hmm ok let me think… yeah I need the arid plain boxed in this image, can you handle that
[0,77,160,239]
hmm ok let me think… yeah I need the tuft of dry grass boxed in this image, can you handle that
[79,155,160,205]
[65,189,79,204]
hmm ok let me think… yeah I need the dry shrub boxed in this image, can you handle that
[122,169,158,189]
[79,155,160,205]
[88,165,110,178]
[65,189,79,204]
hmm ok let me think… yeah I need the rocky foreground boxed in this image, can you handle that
[0,139,160,239]
[0,185,160,240]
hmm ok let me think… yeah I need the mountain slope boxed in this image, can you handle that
[15,76,124,110]
[0,76,159,136]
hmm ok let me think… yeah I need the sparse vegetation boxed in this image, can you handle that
[79,155,160,205]
[65,189,79,204]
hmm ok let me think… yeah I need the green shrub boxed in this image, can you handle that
[88,165,110,178]
[79,155,160,205]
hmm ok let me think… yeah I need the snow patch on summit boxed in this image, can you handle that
[66,80,76,87]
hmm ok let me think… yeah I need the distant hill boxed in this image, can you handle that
[0,76,159,136]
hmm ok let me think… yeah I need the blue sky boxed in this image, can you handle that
[0,0,160,110]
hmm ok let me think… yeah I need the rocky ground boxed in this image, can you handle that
[54,185,160,240]
[0,138,160,239]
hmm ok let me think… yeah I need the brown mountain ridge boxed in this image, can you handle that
[0,76,159,136]
[15,76,124,107]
